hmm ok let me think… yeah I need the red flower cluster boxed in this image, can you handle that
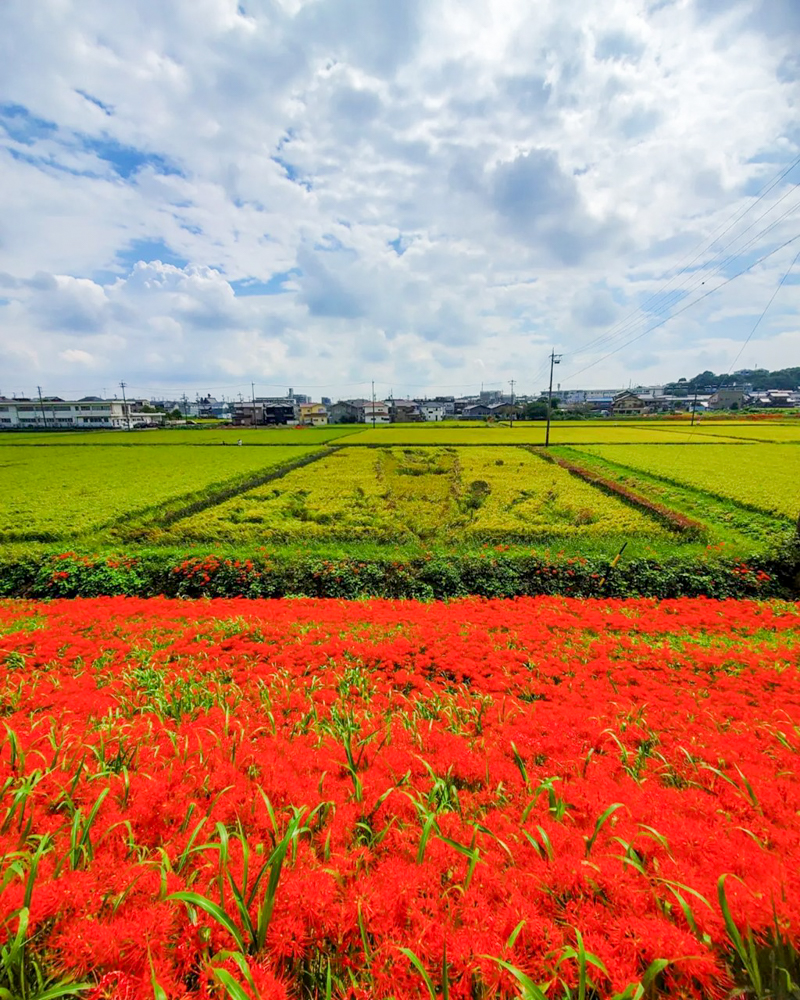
[0,595,799,998]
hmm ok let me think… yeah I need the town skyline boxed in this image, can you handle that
[4,361,800,408]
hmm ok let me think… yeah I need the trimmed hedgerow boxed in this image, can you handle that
[1,544,795,601]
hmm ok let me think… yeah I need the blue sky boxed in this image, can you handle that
[0,0,798,400]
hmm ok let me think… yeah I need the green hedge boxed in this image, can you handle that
[2,543,797,600]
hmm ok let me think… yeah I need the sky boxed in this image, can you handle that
[0,0,798,402]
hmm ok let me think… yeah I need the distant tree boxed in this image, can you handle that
[524,397,559,420]
[664,366,800,395]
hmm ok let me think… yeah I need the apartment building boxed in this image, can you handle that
[0,397,162,430]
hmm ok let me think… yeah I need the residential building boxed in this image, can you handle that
[329,400,364,424]
[419,403,446,422]
[357,401,390,425]
[453,397,477,416]
[708,388,746,411]
[583,396,616,413]
[299,403,329,426]
[631,385,665,400]
[197,396,230,419]
[151,399,203,417]
[430,396,456,415]
[389,399,422,423]
[232,398,298,426]
[0,397,162,430]
[611,391,650,416]
[747,389,797,408]
[462,402,507,419]
[551,388,621,413]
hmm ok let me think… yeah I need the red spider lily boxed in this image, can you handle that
[0,595,798,998]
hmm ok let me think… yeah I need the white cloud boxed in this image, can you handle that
[59,348,97,366]
[0,0,798,400]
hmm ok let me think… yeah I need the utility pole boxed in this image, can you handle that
[509,379,516,427]
[181,393,189,420]
[545,350,562,448]
[690,385,699,426]
[37,386,48,429]
[371,380,376,428]
[251,381,257,426]
[119,381,131,430]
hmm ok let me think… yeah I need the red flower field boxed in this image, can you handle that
[1,595,799,999]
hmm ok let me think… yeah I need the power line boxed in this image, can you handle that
[725,247,800,376]
[679,248,800,445]
[561,153,800,368]
[563,232,800,384]
[571,191,800,364]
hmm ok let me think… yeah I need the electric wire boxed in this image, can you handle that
[569,190,800,363]
[725,248,800,376]
[563,233,800,383]
[564,152,800,361]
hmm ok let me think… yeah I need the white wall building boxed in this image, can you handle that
[358,401,390,424]
[0,397,162,430]
[419,403,446,421]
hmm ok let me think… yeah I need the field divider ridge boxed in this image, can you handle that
[557,446,796,524]
[110,445,342,541]
[640,424,780,444]
[525,446,707,538]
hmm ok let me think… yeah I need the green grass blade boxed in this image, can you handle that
[33,984,93,1000]
[717,874,762,994]
[585,803,625,857]
[399,947,437,1000]
[487,957,550,1000]
[417,812,438,864]
[211,968,251,1000]
[148,946,168,1000]
[167,891,245,953]
[506,919,526,950]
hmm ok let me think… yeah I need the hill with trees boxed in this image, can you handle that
[663,367,800,396]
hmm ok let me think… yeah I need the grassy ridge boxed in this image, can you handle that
[572,443,800,520]
[0,426,358,445]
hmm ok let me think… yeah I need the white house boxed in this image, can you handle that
[357,401,390,424]
[419,403,446,422]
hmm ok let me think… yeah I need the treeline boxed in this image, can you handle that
[664,367,800,395]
